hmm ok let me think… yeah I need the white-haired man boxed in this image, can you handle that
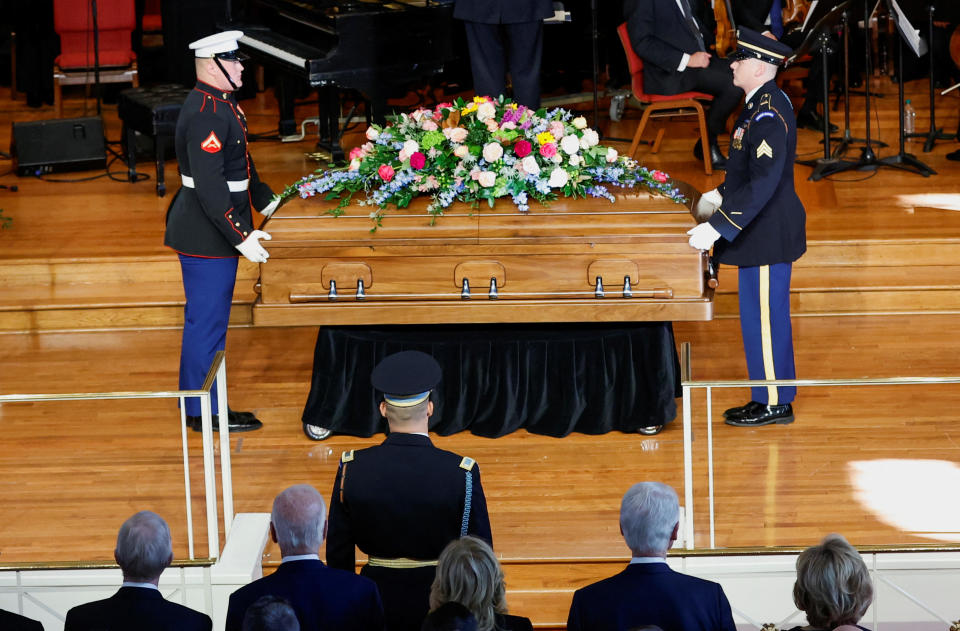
[226,485,384,631]
[64,511,211,631]
[567,482,736,631]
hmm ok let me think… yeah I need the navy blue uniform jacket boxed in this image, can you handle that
[225,559,385,631]
[567,563,737,631]
[164,81,274,257]
[63,586,211,631]
[453,0,553,24]
[709,80,806,266]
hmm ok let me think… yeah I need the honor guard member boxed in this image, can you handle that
[164,31,280,432]
[686,28,806,427]
[326,351,493,631]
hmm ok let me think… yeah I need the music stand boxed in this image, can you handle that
[792,0,860,180]
[877,0,935,175]
[905,2,953,151]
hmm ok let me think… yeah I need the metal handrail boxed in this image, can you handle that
[678,341,960,551]
[0,352,234,561]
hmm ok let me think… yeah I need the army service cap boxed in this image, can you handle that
[730,27,793,66]
[189,30,246,61]
[371,350,441,407]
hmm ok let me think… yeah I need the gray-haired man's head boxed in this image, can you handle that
[270,484,327,557]
[114,510,174,583]
[619,482,680,558]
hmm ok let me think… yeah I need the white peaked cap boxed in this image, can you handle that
[189,30,244,58]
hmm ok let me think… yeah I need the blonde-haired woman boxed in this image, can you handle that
[428,536,532,631]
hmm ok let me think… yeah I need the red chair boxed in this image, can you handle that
[53,0,139,117]
[616,23,713,175]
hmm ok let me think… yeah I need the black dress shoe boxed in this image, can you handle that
[693,140,727,170]
[796,110,839,134]
[186,410,263,433]
[723,401,764,419]
[947,148,960,162]
[724,403,794,427]
[637,425,664,436]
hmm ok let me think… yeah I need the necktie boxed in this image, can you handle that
[770,0,784,38]
[678,0,707,52]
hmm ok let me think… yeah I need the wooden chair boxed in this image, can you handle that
[616,22,713,175]
[53,0,139,117]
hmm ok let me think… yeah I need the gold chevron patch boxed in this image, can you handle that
[757,140,773,159]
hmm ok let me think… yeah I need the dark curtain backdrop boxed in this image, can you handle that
[303,323,681,438]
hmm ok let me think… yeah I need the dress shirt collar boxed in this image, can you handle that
[281,554,320,564]
[630,556,668,564]
[121,581,160,590]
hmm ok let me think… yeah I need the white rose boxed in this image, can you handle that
[348,158,361,171]
[521,156,540,176]
[572,116,588,130]
[568,154,581,167]
[606,147,619,163]
[548,167,570,188]
[454,145,470,158]
[551,153,563,164]
[365,127,380,140]
[477,171,497,187]
[402,139,419,156]
[477,101,497,121]
[482,142,504,163]
[579,129,600,149]
[560,134,581,156]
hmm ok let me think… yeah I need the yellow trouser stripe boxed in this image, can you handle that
[366,557,438,569]
[759,266,778,405]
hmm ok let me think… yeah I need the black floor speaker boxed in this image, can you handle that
[10,117,107,176]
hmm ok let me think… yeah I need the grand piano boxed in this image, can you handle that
[230,0,456,159]
[256,185,715,440]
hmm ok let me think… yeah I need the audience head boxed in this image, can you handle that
[619,482,679,558]
[371,351,441,431]
[421,601,479,631]
[113,510,174,584]
[429,536,507,631]
[271,484,327,557]
[793,534,873,629]
[241,595,300,631]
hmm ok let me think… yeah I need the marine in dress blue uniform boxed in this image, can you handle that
[164,31,279,432]
[453,0,554,108]
[325,351,493,631]
[687,28,806,427]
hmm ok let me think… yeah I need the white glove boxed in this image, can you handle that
[236,230,272,263]
[687,222,721,251]
[260,197,281,218]
[695,188,723,217]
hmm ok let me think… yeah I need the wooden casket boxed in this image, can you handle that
[254,185,714,326]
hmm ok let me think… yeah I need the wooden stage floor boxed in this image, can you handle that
[1,77,960,568]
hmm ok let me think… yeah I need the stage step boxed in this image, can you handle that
[1,240,958,332]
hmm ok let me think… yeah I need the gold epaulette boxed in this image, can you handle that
[341,450,355,463]
[459,456,476,471]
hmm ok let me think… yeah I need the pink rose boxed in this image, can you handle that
[422,119,439,131]
[365,126,379,141]
[409,151,426,170]
[606,147,619,163]
[652,170,668,183]
[361,142,374,153]
[349,146,365,161]
[514,139,532,158]
[454,145,470,158]
[549,121,565,139]
[444,127,469,143]
[378,164,395,182]
[539,142,558,158]
[482,142,503,163]
[485,118,499,132]
[500,121,517,130]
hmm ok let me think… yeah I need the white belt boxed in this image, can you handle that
[181,175,249,192]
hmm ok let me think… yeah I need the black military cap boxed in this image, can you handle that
[730,27,793,65]
[371,350,441,407]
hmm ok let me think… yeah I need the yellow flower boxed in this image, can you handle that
[506,103,518,110]
[461,102,479,115]
[536,131,556,146]
[473,96,487,104]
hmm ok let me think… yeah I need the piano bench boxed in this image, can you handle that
[118,85,192,197]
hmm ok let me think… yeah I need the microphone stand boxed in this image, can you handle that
[831,6,882,158]
[905,2,952,152]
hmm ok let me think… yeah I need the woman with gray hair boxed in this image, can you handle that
[786,534,873,631]
[427,536,532,631]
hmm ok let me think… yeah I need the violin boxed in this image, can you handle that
[782,0,811,31]
[713,0,736,57]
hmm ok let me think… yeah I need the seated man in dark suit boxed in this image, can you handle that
[0,608,44,631]
[241,595,300,631]
[624,0,743,168]
[226,484,384,631]
[566,482,737,631]
[64,511,212,631]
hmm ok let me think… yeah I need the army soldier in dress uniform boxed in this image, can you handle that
[686,28,806,427]
[164,31,280,432]
[326,351,493,631]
